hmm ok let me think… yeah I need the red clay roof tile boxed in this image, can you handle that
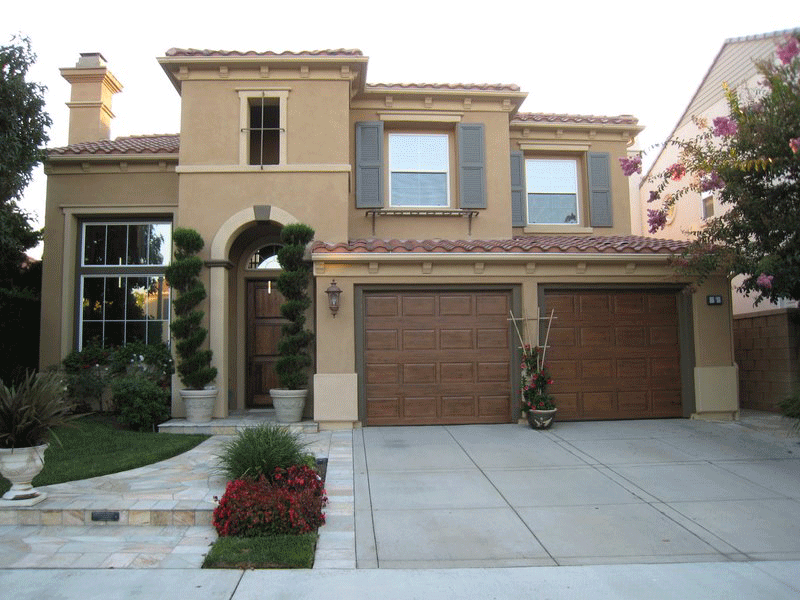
[367,82,521,93]
[312,236,688,255]
[513,112,639,126]
[48,134,180,156]
[164,48,363,58]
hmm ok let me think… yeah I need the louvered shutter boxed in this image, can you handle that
[588,152,613,227]
[458,123,486,209]
[510,151,526,226]
[355,121,384,208]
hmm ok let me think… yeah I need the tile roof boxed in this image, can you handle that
[48,134,180,156]
[513,112,640,126]
[366,82,521,93]
[313,235,688,255]
[164,48,363,58]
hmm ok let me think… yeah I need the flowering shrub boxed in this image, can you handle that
[520,345,555,413]
[213,465,327,537]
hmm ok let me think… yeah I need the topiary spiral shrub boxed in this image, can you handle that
[164,228,217,390]
[274,224,315,390]
[212,465,327,537]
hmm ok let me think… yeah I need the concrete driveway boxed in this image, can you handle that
[353,419,800,568]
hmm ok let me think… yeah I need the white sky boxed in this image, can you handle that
[5,0,798,258]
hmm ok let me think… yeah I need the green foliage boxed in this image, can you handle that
[202,533,317,569]
[110,341,174,386]
[111,375,170,432]
[0,281,40,384]
[217,423,311,482]
[640,34,800,305]
[779,393,800,432]
[0,415,208,495]
[0,370,78,449]
[274,224,315,390]
[164,228,217,389]
[0,36,50,282]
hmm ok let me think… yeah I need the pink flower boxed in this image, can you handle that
[712,116,738,137]
[647,191,660,203]
[619,155,642,176]
[776,36,800,65]
[668,163,686,181]
[756,273,774,289]
[700,171,725,192]
[647,208,667,233]
[790,137,800,154]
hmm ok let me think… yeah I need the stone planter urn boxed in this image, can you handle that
[270,389,308,423]
[180,387,217,423]
[0,444,49,504]
[527,408,557,430]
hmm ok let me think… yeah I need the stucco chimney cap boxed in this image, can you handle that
[76,52,108,68]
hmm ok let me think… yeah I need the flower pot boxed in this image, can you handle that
[526,408,557,430]
[0,444,48,502]
[270,389,308,423]
[180,387,217,423]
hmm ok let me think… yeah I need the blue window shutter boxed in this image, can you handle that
[588,152,613,227]
[510,151,526,226]
[356,121,383,208]
[458,123,486,209]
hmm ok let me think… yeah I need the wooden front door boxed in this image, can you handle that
[247,280,285,407]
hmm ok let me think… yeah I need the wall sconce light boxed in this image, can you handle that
[325,280,342,317]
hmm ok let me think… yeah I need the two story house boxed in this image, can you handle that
[40,49,738,428]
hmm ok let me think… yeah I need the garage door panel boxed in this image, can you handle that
[364,290,512,425]
[544,290,682,421]
[402,329,436,350]
[366,296,399,317]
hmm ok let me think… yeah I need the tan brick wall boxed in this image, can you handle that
[734,308,800,412]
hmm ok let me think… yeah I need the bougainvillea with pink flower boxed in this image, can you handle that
[520,345,555,412]
[621,32,800,307]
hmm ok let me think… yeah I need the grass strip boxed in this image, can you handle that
[0,415,209,495]
[202,534,317,569]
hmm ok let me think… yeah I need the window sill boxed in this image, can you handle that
[523,225,593,234]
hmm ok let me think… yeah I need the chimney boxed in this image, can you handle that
[60,53,123,145]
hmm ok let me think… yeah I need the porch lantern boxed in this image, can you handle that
[325,280,342,317]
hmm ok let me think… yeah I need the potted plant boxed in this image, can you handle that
[521,345,557,429]
[270,224,315,423]
[0,370,76,504]
[164,228,218,423]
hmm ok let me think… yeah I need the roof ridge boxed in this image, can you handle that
[165,48,364,57]
[723,27,799,45]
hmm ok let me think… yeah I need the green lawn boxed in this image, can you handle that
[202,534,317,569]
[0,415,209,495]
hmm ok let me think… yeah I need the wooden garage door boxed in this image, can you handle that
[364,291,512,425]
[543,290,682,420]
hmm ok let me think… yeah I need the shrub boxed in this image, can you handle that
[217,423,312,481]
[779,393,800,432]
[62,342,114,411]
[110,341,174,387]
[110,375,170,432]
[212,465,327,537]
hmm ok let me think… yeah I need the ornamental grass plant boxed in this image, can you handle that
[217,423,314,482]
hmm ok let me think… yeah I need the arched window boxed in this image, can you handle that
[247,244,283,270]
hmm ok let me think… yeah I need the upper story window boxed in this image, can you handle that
[239,90,288,167]
[79,221,172,349]
[701,191,715,220]
[356,121,485,210]
[389,133,450,207]
[526,158,579,224]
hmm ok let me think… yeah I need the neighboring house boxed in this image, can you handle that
[638,29,800,413]
[40,49,738,428]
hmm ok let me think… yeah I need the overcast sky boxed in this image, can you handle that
[5,0,798,257]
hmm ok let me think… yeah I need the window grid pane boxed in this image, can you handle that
[526,159,579,224]
[389,133,449,207]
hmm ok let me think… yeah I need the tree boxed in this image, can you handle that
[622,33,800,306]
[0,35,51,282]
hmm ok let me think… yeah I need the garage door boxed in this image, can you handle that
[363,290,512,425]
[543,290,682,420]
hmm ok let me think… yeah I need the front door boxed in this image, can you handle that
[247,280,285,407]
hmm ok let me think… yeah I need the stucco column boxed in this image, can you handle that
[207,260,232,418]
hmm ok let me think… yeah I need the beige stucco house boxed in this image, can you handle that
[40,48,738,428]
[638,29,799,412]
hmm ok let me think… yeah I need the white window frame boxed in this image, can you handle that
[78,220,172,349]
[388,132,451,208]
[525,158,580,225]
[701,190,715,220]
[238,89,289,167]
